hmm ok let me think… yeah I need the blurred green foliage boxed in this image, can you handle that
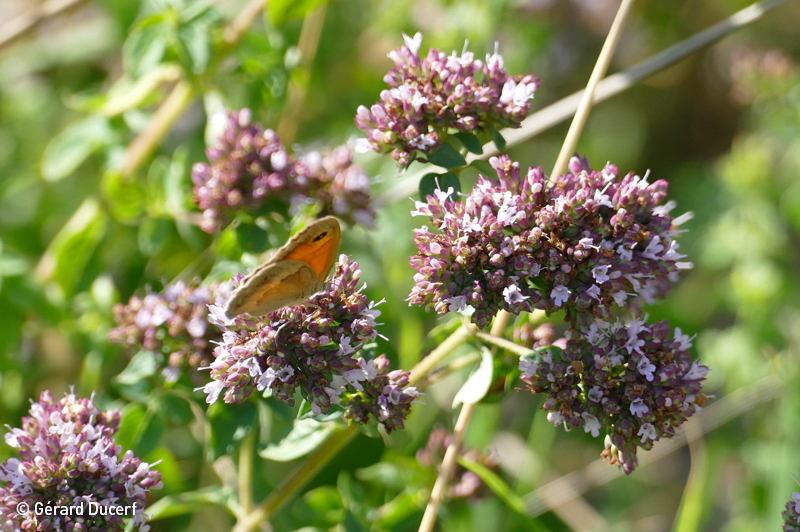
[1,0,800,531]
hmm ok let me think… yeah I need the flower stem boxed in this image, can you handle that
[238,428,256,517]
[408,322,477,385]
[119,81,195,178]
[417,310,511,532]
[549,0,636,180]
[0,0,88,52]
[475,331,533,357]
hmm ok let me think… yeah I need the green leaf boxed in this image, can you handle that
[304,486,344,518]
[453,132,483,154]
[260,419,338,462]
[372,490,424,529]
[457,456,528,516]
[341,511,365,532]
[178,0,213,24]
[206,400,257,461]
[452,347,494,408]
[115,403,165,457]
[41,117,113,182]
[145,446,185,493]
[427,142,467,169]
[42,198,107,295]
[115,350,158,384]
[101,64,183,116]
[337,471,365,516]
[146,486,234,520]
[101,171,147,221]
[418,172,461,202]
[0,252,29,278]
[90,275,118,313]
[492,126,507,151]
[178,22,210,73]
[123,15,169,78]
[355,463,406,491]
[155,393,195,425]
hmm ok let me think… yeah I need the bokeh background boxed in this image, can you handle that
[1,0,800,531]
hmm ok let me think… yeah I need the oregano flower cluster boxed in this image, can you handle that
[109,280,226,383]
[519,319,708,474]
[200,255,418,434]
[0,391,162,531]
[192,109,374,232]
[355,33,540,166]
[408,154,693,328]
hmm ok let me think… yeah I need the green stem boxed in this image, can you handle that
[119,81,195,178]
[238,428,256,517]
[233,426,357,532]
[474,331,533,357]
[408,323,476,385]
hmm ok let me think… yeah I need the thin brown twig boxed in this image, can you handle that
[549,0,636,180]
[223,0,269,45]
[475,331,532,357]
[417,310,511,532]
[276,3,328,144]
[408,323,477,385]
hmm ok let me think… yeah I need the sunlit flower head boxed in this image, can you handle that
[0,390,162,531]
[519,318,708,474]
[408,154,692,328]
[355,34,540,167]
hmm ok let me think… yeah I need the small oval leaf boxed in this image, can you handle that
[453,132,483,154]
[260,419,338,462]
[427,143,467,168]
[452,347,495,408]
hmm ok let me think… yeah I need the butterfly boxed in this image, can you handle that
[223,216,341,319]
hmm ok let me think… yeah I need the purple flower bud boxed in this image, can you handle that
[109,280,226,384]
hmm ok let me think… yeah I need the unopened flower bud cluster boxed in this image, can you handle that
[192,110,374,232]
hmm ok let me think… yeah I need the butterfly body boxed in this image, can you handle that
[223,216,341,319]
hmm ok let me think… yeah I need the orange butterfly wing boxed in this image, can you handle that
[278,216,340,279]
[223,216,341,319]
[224,261,318,318]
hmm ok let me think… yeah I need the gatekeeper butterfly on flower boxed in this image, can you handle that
[223,216,341,319]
